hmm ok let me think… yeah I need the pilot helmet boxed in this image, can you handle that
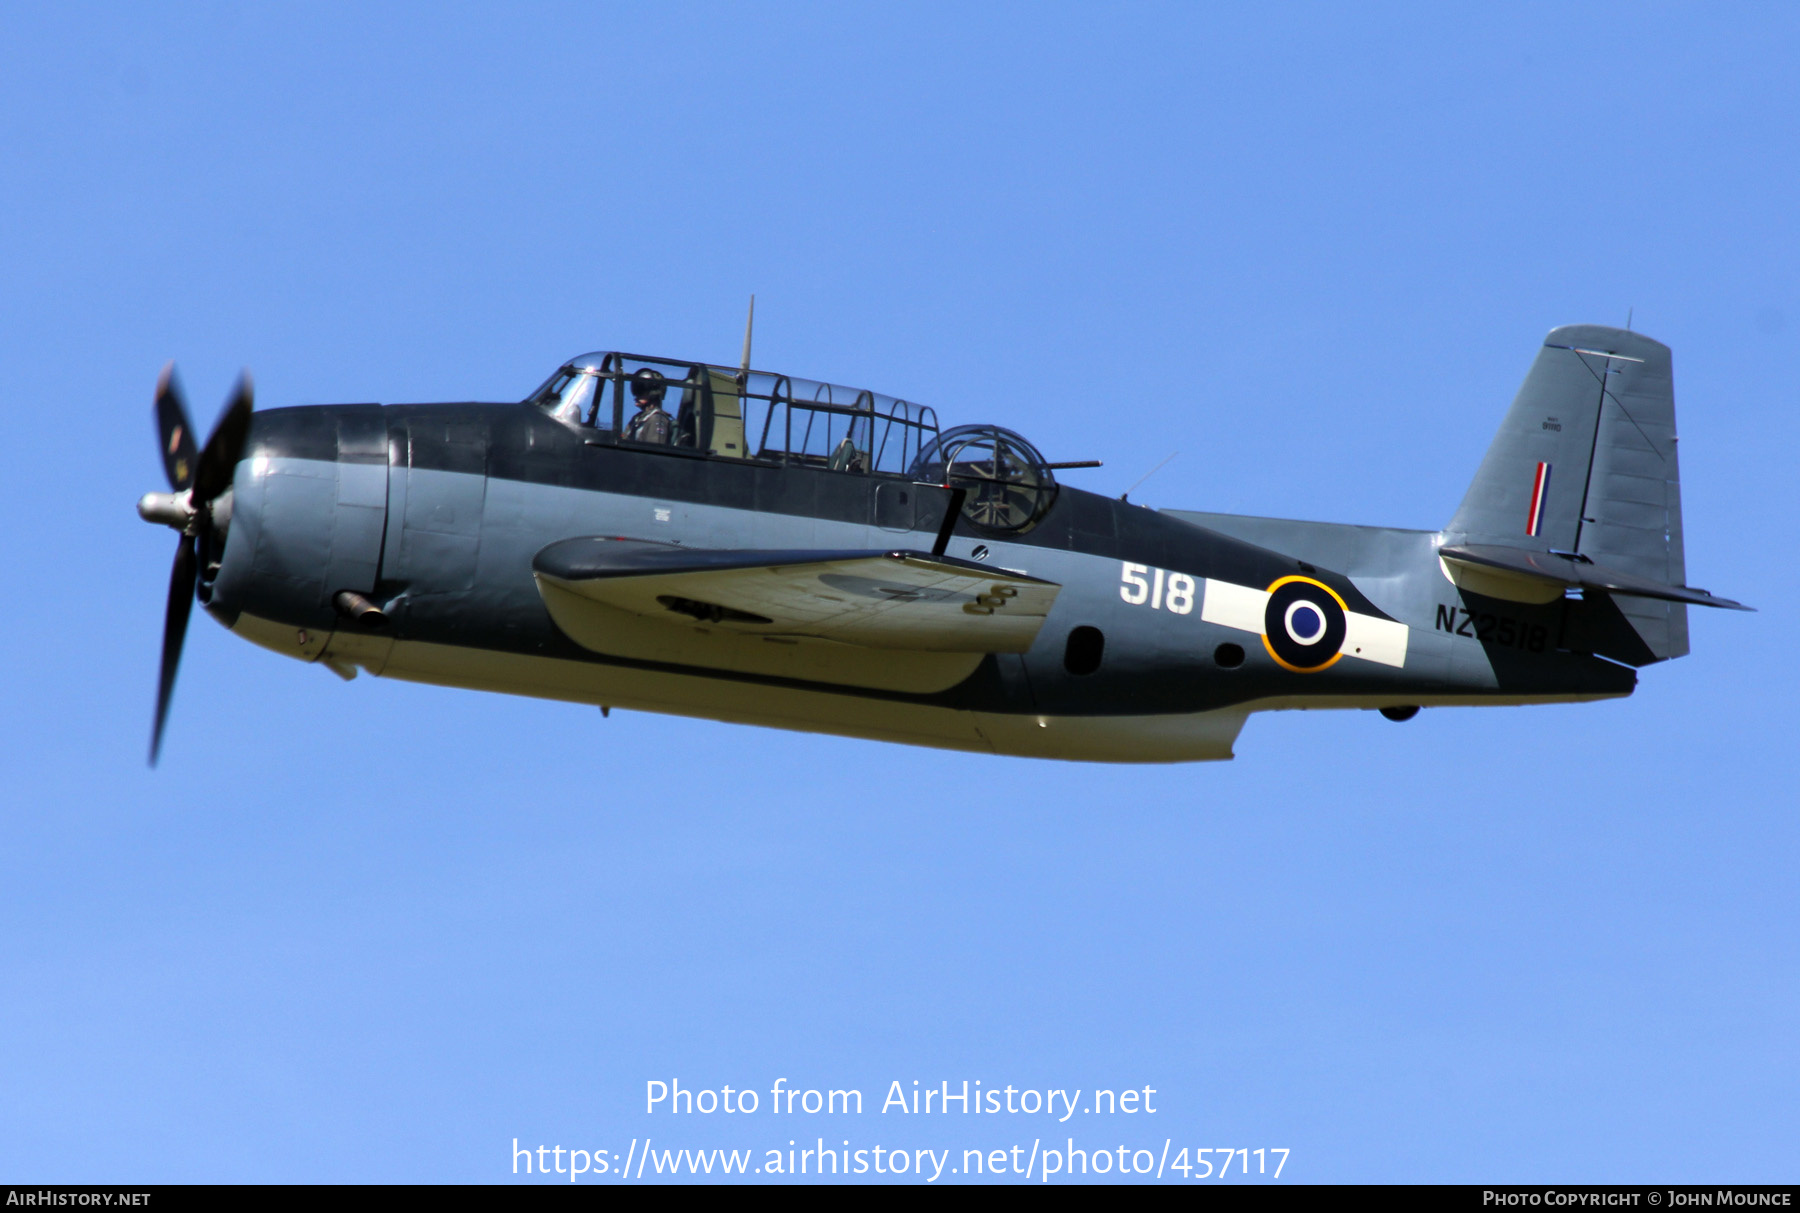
[630,368,667,404]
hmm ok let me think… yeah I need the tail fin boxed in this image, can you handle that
[1444,325,1689,661]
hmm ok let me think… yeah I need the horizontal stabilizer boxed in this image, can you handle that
[1439,544,1751,611]
[533,538,1060,652]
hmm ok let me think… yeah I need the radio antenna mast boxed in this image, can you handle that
[739,295,755,379]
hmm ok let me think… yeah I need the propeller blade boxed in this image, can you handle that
[192,371,253,503]
[153,362,198,493]
[150,535,197,766]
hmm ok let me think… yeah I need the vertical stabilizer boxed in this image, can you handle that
[1445,325,1687,661]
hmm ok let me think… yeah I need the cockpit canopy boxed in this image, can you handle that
[527,352,941,476]
[526,352,1059,530]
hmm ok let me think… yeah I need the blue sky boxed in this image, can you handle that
[1,2,1795,1183]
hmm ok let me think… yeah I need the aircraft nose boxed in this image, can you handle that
[204,404,391,637]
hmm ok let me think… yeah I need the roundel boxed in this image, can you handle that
[1262,576,1348,672]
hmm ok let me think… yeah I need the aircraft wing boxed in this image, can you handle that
[533,537,1062,652]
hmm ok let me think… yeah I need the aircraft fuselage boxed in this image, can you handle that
[201,400,1633,762]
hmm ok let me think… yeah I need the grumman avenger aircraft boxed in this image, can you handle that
[139,320,1747,765]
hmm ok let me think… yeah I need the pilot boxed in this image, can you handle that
[624,369,672,444]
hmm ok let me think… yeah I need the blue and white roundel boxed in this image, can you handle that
[1284,600,1326,645]
[1262,576,1349,671]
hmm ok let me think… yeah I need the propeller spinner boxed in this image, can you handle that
[138,363,253,765]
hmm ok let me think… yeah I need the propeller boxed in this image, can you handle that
[141,363,253,765]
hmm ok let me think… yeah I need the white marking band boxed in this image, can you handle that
[1200,579,1268,633]
[1342,612,1409,668]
